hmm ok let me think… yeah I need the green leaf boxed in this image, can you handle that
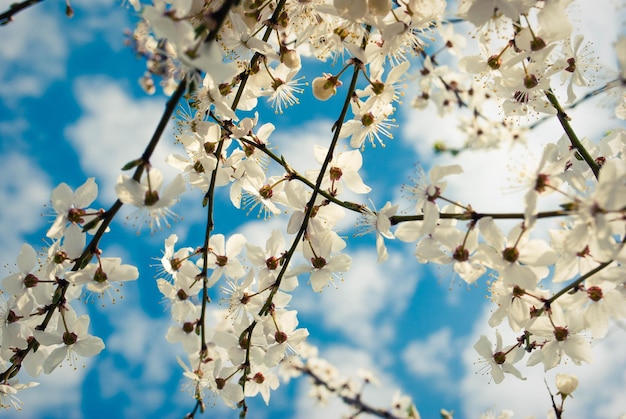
[121,158,143,170]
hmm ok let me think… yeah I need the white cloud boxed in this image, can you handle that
[271,118,336,176]
[65,76,181,202]
[0,116,28,142]
[83,266,240,418]
[236,215,289,248]
[64,3,133,51]
[399,95,582,238]
[402,327,454,381]
[0,153,50,268]
[93,302,199,417]
[15,362,87,419]
[0,4,67,105]
[297,248,420,349]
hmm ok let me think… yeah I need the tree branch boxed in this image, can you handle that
[0,0,43,25]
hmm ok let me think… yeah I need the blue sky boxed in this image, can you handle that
[1,1,625,418]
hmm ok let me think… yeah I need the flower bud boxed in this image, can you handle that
[555,373,578,396]
[312,75,341,101]
[281,49,301,69]
[139,74,156,95]
[65,1,74,18]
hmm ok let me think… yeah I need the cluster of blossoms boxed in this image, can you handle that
[2,0,626,416]
[0,179,138,408]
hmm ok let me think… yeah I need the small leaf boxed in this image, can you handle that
[82,216,101,232]
[122,158,143,171]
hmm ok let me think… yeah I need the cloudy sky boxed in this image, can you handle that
[0,1,625,418]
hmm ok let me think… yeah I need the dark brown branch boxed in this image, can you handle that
[0,0,43,25]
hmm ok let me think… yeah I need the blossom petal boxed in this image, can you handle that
[73,178,98,208]
[17,244,37,273]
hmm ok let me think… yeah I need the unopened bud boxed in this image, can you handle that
[555,373,578,396]
[281,49,301,69]
[65,1,74,18]
[312,76,340,101]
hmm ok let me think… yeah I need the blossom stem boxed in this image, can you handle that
[544,89,600,179]
[460,220,476,248]
[438,195,471,211]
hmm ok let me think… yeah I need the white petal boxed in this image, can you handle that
[74,335,105,357]
[43,347,68,374]
[226,234,247,256]
[17,243,37,273]
[73,178,98,208]
[50,183,73,213]
[342,170,371,194]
